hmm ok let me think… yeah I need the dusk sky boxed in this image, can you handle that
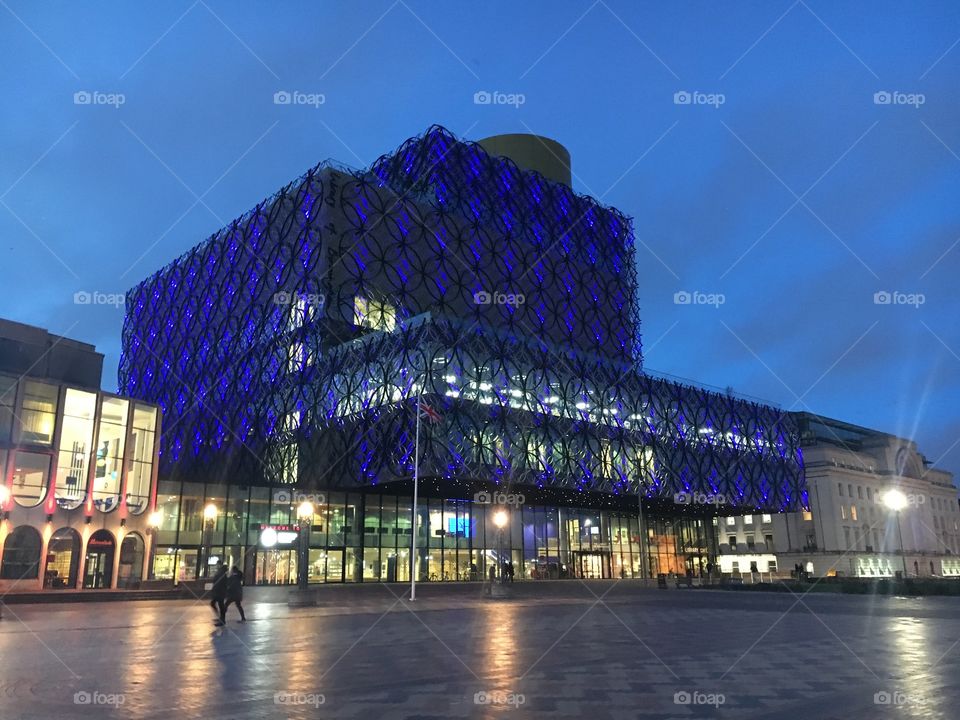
[1,1,958,479]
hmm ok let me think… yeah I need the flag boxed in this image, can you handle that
[419,402,442,423]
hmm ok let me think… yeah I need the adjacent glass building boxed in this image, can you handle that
[120,127,804,585]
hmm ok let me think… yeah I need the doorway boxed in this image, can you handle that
[45,528,81,588]
[83,530,115,589]
[117,533,145,589]
[573,552,610,579]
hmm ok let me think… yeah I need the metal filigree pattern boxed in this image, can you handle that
[119,126,805,511]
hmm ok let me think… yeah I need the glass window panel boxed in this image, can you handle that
[125,462,152,515]
[344,493,361,546]
[154,480,181,545]
[0,375,16,442]
[177,482,206,545]
[326,492,346,546]
[20,380,58,445]
[55,389,96,510]
[92,396,128,512]
[130,404,156,464]
[12,451,50,507]
[246,486,271,544]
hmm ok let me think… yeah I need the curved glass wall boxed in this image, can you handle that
[125,404,156,514]
[54,389,96,510]
[11,451,50,507]
[18,380,58,445]
[91,397,128,513]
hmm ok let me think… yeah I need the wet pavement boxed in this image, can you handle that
[0,582,958,719]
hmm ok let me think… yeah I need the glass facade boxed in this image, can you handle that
[149,480,714,585]
[0,373,160,520]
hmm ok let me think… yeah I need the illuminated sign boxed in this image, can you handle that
[259,524,300,548]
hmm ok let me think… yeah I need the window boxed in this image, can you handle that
[761,514,772,524]
[354,295,396,332]
[0,375,15,441]
[841,506,846,520]
[0,526,42,580]
[838,483,843,497]
[851,505,858,521]
[92,397,128,512]
[19,380,58,445]
[744,515,754,525]
[848,484,853,498]
[866,487,872,502]
[12,451,50,507]
[726,517,736,526]
[55,389,96,510]
[746,536,756,550]
[764,534,774,550]
[844,527,852,550]
[857,486,863,500]
[126,404,157,515]
[802,510,813,521]
[728,535,737,550]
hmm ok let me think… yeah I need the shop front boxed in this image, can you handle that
[147,479,718,586]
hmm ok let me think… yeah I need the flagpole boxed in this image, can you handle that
[411,392,421,601]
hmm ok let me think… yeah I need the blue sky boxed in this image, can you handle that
[1,1,958,480]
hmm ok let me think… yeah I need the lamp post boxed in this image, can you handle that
[883,489,909,578]
[296,500,314,590]
[202,503,218,578]
[493,509,508,589]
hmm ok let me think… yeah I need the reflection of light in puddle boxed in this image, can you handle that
[481,603,518,681]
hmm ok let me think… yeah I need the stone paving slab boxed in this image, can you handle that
[0,583,957,719]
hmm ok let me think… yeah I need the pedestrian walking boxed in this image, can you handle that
[222,566,246,623]
[209,563,228,625]
[507,561,515,583]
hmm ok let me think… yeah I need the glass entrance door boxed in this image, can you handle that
[574,552,610,579]
[83,549,111,588]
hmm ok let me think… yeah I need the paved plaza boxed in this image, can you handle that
[0,582,957,719]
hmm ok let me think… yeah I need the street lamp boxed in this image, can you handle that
[202,503,218,578]
[883,489,909,578]
[493,509,508,585]
[296,500,314,590]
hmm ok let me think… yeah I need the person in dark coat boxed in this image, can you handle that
[221,566,246,623]
[210,564,228,625]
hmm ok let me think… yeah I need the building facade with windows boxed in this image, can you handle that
[0,320,161,591]
[120,127,805,586]
[718,413,958,578]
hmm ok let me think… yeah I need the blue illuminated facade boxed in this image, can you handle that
[119,127,805,583]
